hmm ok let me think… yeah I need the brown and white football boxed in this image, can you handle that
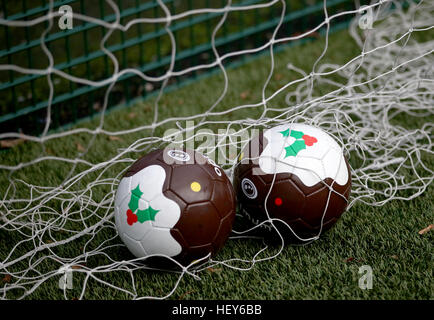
[114,148,236,264]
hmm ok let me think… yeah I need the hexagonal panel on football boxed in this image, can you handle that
[176,201,220,247]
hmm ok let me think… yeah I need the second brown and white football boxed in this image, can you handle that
[234,123,351,241]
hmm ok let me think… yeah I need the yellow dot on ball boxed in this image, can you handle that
[190,181,201,192]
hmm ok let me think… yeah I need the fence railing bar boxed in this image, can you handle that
[0,0,346,91]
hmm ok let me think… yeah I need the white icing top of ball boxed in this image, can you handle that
[259,123,349,187]
[115,165,182,258]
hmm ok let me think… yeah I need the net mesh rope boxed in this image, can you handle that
[0,0,433,299]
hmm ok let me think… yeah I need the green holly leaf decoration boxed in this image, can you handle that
[284,140,306,157]
[136,206,160,223]
[128,184,142,213]
[279,128,310,158]
[127,184,160,223]
[280,129,304,139]
[280,128,290,137]
[290,130,304,139]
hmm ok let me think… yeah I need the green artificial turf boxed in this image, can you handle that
[0,25,433,300]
